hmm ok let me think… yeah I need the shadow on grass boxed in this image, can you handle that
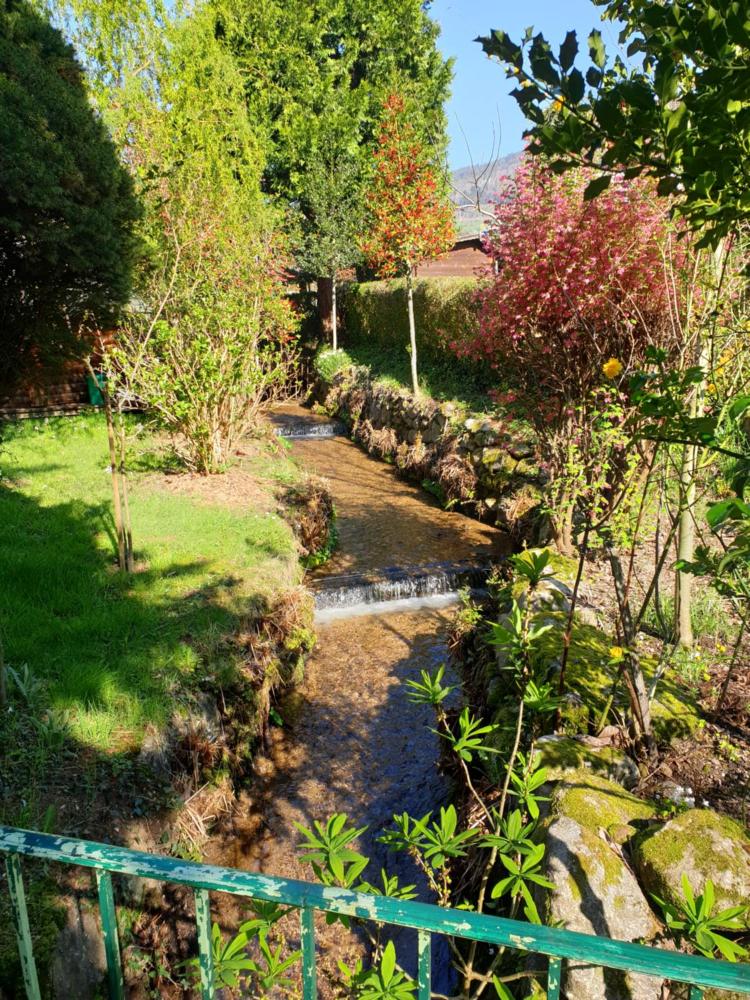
[343,341,499,412]
[0,484,283,993]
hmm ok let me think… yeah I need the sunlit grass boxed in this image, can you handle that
[341,341,499,412]
[0,413,302,750]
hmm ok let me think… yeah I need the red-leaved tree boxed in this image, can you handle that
[361,93,455,394]
[455,157,694,553]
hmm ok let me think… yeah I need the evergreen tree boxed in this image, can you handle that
[0,0,139,393]
[213,0,452,201]
[296,143,364,349]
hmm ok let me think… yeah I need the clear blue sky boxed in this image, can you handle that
[429,0,624,169]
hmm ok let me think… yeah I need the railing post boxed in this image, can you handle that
[417,929,431,1000]
[5,855,41,1000]
[300,906,317,1000]
[547,956,562,1000]
[194,888,215,1000]
[96,869,124,1000]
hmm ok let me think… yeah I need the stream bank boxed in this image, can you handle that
[200,402,509,994]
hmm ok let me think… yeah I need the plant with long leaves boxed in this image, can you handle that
[438,707,501,764]
[491,842,555,925]
[508,753,550,821]
[294,813,368,888]
[339,941,416,1000]
[653,875,749,963]
[405,663,456,706]
[183,901,296,992]
[381,806,478,871]
[481,809,537,857]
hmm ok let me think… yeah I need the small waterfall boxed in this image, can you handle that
[312,561,489,619]
[275,420,345,440]
[315,591,466,624]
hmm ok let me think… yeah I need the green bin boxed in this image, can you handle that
[86,372,106,406]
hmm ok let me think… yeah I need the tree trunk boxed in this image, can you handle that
[118,413,135,573]
[102,377,127,571]
[675,445,696,647]
[317,276,333,339]
[675,242,725,646]
[332,277,338,351]
[605,538,654,748]
[552,502,575,558]
[406,269,418,396]
[675,335,711,647]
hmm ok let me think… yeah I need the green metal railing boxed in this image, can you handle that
[2,825,749,1000]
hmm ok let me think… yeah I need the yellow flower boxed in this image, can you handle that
[602,358,623,379]
[609,645,625,661]
[707,382,717,394]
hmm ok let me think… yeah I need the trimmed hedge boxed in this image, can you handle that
[342,277,480,356]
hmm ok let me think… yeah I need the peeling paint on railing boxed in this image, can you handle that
[3,826,750,1000]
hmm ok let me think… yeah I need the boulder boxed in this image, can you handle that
[537,735,640,790]
[551,770,655,843]
[633,809,750,930]
[543,816,662,999]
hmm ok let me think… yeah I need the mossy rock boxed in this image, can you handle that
[537,735,639,789]
[551,770,656,838]
[533,614,701,741]
[543,815,662,999]
[633,809,750,929]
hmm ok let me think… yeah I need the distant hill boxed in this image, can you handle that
[451,151,523,237]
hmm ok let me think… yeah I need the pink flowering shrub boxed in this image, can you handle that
[456,157,694,551]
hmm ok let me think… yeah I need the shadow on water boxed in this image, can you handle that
[202,407,512,994]
[210,605,462,995]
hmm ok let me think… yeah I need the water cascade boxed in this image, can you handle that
[219,402,506,993]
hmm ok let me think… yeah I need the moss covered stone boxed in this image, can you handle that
[551,770,655,837]
[532,614,701,740]
[544,815,662,999]
[633,809,750,929]
[537,735,639,788]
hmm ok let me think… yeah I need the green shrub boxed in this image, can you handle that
[314,348,354,382]
[342,277,481,356]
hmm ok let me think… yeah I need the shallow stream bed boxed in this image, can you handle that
[208,403,506,993]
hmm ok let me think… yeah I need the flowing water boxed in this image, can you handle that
[211,403,508,993]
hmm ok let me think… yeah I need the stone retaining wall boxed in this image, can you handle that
[316,365,549,543]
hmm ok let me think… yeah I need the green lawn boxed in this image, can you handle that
[0,413,302,752]
[0,413,308,993]
[340,341,499,413]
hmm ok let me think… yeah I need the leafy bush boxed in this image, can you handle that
[343,277,480,357]
[455,157,696,552]
[111,10,298,474]
[314,348,354,383]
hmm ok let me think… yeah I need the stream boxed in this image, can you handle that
[212,403,507,993]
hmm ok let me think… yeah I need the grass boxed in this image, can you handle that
[0,413,302,752]
[640,587,734,645]
[0,412,311,992]
[337,341,499,413]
